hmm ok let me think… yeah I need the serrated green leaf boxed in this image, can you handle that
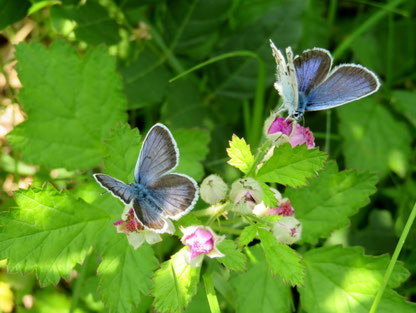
[98,237,158,313]
[338,98,412,178]
[0,184,109,285]
[239,225,258,247]
[153,247,201,313]
[260,182,278,207]
[0,0,30,30]
[285,161,378,244]
[103,123,141,183]
[173,129,210,181]
[300,245,416,313]
[217,240,247,271]
[226,134,254,174]
[258,228,305,286]
[8,40,127,170]
[230,246,293,313]
[256,144,326,187]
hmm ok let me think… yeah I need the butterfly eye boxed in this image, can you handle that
[294,111,302,121]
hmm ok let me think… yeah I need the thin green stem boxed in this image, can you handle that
[169,50,260,83]
[70,253,91,313]
[210,224,242,236]
[246,140,272,177]
[332,0,404,61]
[324,110,332,154]
[203,273,222,313]
[328,0,338,28]
[369,201,416,313]
[249,57,266,148]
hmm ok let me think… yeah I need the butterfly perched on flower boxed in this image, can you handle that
[94,123,199,233]
[269,39,381,121]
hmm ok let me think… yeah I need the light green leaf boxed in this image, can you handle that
[103,123,141,183]
[0,184,109,285]
[256,144,326,187]
[230,246,293,313]
[338,98,412,178]
[98,237,158,313]
[285,161,378,244]
[8,40,127,170]
[173,129,210,181]
[226,134,254,174]
[153,247,201,313]
[300,245,416,313]
[217,240,247,271]
[239,225,258,247]
[258,228,305,286]
[260,182,278,207]
[0,0,30,30]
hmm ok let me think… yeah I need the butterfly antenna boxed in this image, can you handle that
[100,191,109,196]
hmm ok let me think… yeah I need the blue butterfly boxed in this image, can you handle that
[94,123,199,233]
[269,40,381,121]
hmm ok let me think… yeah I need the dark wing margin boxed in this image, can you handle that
[135,123,179,186]
[294,48,332,94]
[305,64,381,111]
[93,174,134,204]
[147,173,199,220]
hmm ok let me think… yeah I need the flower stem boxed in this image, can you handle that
[210,224,242,236]
[369,201,416,313]
[203,272,222,313]
[70,253,91,313]
[246,139,272,177]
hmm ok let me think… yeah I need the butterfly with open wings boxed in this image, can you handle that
[269,39,381,121]
[94,123,199,233]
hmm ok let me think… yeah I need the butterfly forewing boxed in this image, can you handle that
[93,174,134,204]
[294,48,332,94]
[135,123,178,186]
[147,173,199,220]
[305,64,381,110]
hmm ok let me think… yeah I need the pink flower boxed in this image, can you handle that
[267,117,292,136]
[114,207,173,249]
[266,116,315,149]
[266,199,295,217]
[181,226,225,267]
[290,123,315,149]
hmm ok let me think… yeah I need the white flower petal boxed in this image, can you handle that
[126,232,145,249]
[144,231,162,245]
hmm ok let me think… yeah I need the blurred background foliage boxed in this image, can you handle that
[0,0,415,312]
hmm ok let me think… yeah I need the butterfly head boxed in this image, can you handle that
[293,110,303,121]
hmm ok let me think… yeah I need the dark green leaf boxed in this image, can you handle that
[0,0,30,30]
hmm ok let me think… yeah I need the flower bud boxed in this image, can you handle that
[200,174,228,205]
[272,216,302,244]
[229,178,262,213]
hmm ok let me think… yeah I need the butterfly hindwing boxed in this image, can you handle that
[132,197,170,233]
[294,48,332,94]
[147,173,199,220]
[305,64,381,111]
[93,174,135,204]
[135,123,178,186]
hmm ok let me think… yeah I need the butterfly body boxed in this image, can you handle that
[94,123,199,233]
[269,40,381,121]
